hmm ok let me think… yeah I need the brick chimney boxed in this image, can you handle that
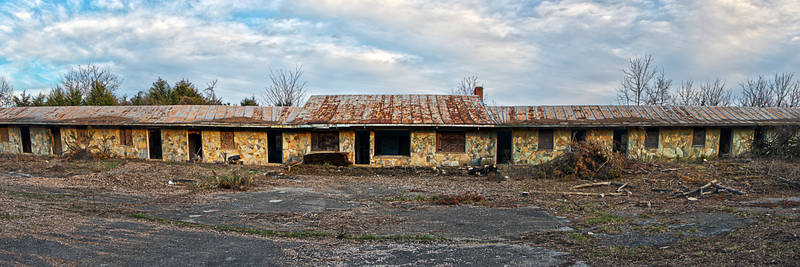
[473,86,483,101]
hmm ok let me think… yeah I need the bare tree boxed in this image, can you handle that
[262,65,308,107]
[738,75,771,107]
[451,75,482,95]
[645,69,672,105]
[204,79,224,105]
[617,55,657,105]
[673,80,696,106]
[698,78,732,106]
[0,76,13,107]
[60,64,122,97]
[738,72,800,107]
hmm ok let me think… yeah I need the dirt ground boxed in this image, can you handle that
[0,153,798,266]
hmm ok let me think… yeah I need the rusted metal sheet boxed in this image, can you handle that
[489,106,800,127]
[291,95,494,126]
[0,105,301,127]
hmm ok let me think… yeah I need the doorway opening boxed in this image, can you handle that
[355,131,371,164]
[148,130,162,159]
[50,128,62,155]
[267,131,283,163]
[719,128,732,157]
[496,130,513,164]
[20,126,32,153]
[612,129,628,154]
[188,130,203,161]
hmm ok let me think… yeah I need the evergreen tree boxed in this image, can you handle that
[84,81,118,106]
[240,96,258,106]
[147,78,173,105]
[172,79,205,104]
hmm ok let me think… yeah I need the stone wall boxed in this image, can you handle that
[732,128,754,157]
[511,128,570,165]
[61,127,148,159]
[339,131,355,163]
[0,127,22,153]
[283,131,310,163]
[29,127,52,155]
[162,129,188,162]
[201,130,268,165]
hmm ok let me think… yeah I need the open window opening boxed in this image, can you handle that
[719,128,732,157]
[148,129,162,159]
[436,131,465,153]
[188,130,203,161]
[268,131,283,163]
[20,126,32,153]
[374,130,410,156]
[496,130,513,164]
[538,129,554,150]
[571,129,587,143]
[354,131,370,164]
[311,131,339,151]
[613,129,628,154]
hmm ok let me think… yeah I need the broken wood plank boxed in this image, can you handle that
[616,183,628,192]
[571,181,611,189]
[678,179,717,197]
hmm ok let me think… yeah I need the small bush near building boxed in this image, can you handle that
[534,141,624,180]
[202,169,255,191]
[435,192,485,205]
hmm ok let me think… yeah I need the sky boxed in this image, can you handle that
[0,0,798,106]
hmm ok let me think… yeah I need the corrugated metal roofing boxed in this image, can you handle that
[290,95,495,126]
[0,105,302,127]
[0,95,798,128]
[489,105,800,127]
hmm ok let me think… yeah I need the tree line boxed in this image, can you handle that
[616,55,800,107]
[0,63,309,108]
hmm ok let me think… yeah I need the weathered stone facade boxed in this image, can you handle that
[0,125,767,166]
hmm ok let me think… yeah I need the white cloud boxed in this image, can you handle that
[0,0,798,105]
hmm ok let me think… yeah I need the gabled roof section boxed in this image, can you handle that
[488,105,800,127]
[291,94,495,126]
[0,105,302,127]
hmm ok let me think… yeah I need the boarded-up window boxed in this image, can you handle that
[538,129,554,150]
[77,129,89,145]
[375,131,410,156]
[0,127,8,142]
[692,128,706,147]
[436,131,465,152]
[119,129,133,146]
[311,132,339,151]
[645,128,659,149]
[221,131,235,149]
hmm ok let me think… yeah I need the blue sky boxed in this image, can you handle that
[0,0,798,105]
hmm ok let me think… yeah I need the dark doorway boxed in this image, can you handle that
[613,129,628,154]
[20,127,32,153]
[355,131,371,164]
[188,131,203,161]
[497,130,513,164]
[374,131,410,156]
[148,130,162,159]
[267,131,283,163]
[50,128,62,155]
[719,128,732,157]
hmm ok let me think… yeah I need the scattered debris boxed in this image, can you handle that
[302,152,351,166]
[466,165,497,176]
[531,191,625,197]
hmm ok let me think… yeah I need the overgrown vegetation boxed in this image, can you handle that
[435,192,485,205]
[752,126,800,159]
[534,141,625,180]
[200,169,255,191]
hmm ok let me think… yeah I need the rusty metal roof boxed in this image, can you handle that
[0,96,799,128]
[489,105,800,127]
[290,95,495,126]
[0,105,302,128]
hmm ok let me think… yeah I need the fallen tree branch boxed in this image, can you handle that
[677,179,717,197]
[571,181,611,189]
[711,183,745,195]
[532,191,625,197]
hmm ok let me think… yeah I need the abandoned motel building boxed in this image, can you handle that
[0,88,799,167]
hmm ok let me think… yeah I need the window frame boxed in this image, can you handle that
[645,128,660,149]
[374,130,411,156]
[538,129,554,150]
[119,128,133,146]
[436,131,466,153]
[0,127,8,142]
[310,131,340,152]
[220,130,235,149]
[692,128,706,147]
